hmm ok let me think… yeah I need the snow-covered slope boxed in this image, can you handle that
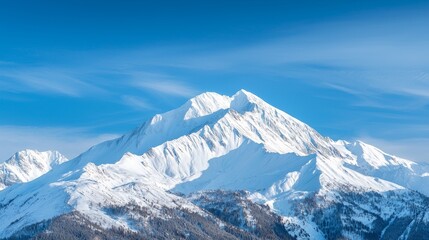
[0,150,68,190]
[337,140,429,196]
[0,90,428,239]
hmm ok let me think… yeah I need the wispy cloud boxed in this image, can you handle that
[134,80,198,98]
[0,67,104,97]
[4,6,424,103]
[121,95,153,109]
[110,8,428,104]
[126,72,199,98]
[0,125,119,161]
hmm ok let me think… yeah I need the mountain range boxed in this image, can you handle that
[1,90,428,240]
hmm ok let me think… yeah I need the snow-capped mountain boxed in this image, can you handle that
[0,150,68,190]
[0,90,428,239]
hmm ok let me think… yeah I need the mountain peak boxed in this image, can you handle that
[182,90,265,120]
[232,89,262,103]
[182,92,230,120]
[157,90,267,121]
[0,149,68,190]
[10,149,67,165]
[344,140,416,170]
[230,89,266,113]
[234,89,255,97]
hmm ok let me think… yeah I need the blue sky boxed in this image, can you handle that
[1,0,429,162]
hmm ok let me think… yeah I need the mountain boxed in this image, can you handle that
[0,90,428,239]
[0,150,68,190]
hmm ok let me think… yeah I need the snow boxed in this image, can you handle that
[183,92,231,120]
[282,216,325,240]
[173,141,317,194]
[423,211,429,223]
[399,219,415,240]
[0,149,68,190]
[0,89,427,238]
[340,140,429,196]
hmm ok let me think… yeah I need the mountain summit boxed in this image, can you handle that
[0,149,68,190]
[0,90,428,239]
